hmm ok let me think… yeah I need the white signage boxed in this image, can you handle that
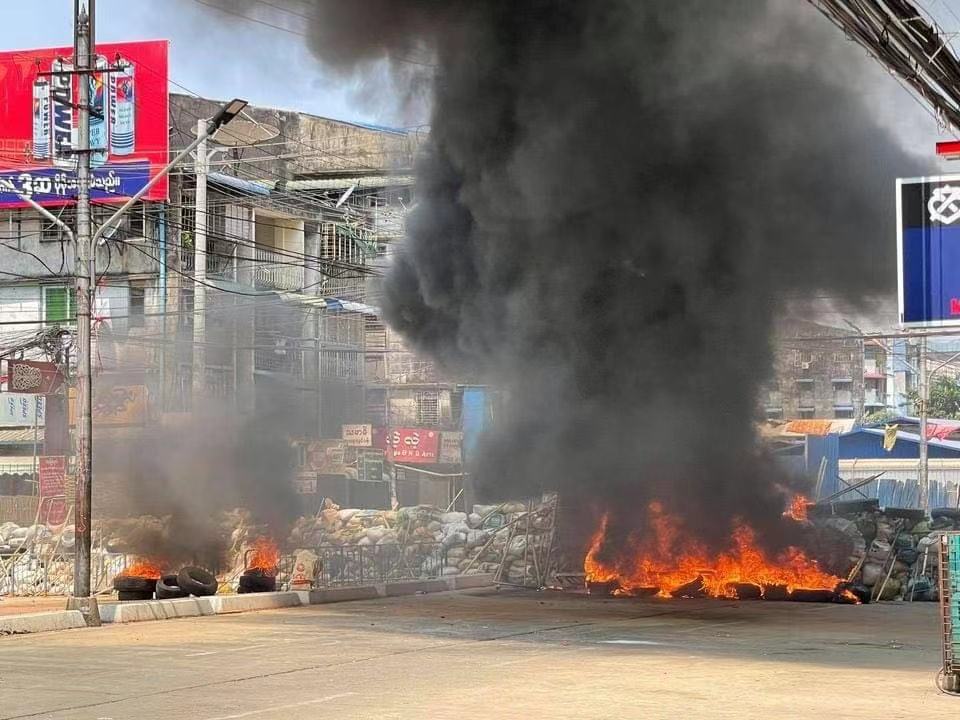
[0,393,44,426]
[341,423,373,447]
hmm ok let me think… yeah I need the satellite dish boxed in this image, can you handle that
[212,119,279,147]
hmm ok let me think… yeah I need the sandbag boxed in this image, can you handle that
[440,512,467,524]
[861,562,884,587]
[867,540,891,563]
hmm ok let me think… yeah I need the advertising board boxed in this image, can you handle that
[898,175,960,326]
[0,40,169,207]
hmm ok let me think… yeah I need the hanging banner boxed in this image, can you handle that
[341,423,373,447]
[0,393,44,426]
[6,359,63,394]
[373,427,439,464]
[0,40,169,207]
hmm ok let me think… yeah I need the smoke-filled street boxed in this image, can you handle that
[5,0,960,712]
[0,589,948,719]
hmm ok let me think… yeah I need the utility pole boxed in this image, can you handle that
[72,0,96,617]
[918,337,929,510]
[192,119,208,403]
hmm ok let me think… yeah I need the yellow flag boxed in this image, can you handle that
[883,424,899,452]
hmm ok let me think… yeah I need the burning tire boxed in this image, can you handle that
[117,589,154,602]
[238,570,276,594]
[177,566,218,597]
[156,573,188,600]
[113,575,157,594]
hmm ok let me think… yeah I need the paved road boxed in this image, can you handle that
[0,588,951,719]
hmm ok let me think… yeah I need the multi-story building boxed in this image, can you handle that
[766,319,918,421]
[0,94,425,512]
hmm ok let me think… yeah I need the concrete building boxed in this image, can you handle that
[766,319,871,421]
[0,94,424,513]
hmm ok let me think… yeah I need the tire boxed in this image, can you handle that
[114,575,157,593]
[156,574,188,600]
[118,589,154,602]
[238,572,276,594]
[177,566,218,597]
[931,508,960,521]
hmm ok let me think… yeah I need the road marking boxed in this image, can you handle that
[599,640,665,646]
[201,693,356,720]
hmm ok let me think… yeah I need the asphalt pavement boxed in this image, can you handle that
[0,587,951,719]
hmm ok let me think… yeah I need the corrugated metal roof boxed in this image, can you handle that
[284,175,415,192]
[208,172,271,197]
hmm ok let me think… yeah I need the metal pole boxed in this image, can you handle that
[192,119,207,404]
[32,396,39,496]
[73,0,94,601]
[919,337,929,510]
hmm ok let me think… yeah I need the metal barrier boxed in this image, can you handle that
[314,542,446,587]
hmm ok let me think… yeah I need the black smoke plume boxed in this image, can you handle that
[196,1,928,553]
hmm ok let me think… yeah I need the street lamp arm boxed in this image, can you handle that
[0,180,75,243]
[930,350,960,379]
[93,132,208,244]
[93,98,247,243]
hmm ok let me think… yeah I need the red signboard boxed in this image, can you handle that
[5,359,63,394]
[373,427,439,464]
[0,40,169,207]
[39,456,67,526]
[38,455,66,497]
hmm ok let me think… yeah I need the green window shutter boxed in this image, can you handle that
[44,287,76,323]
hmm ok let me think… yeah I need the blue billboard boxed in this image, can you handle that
[898,175,960,327]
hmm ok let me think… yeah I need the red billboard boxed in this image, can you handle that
[373,427,439,464]
[0,40,169,207]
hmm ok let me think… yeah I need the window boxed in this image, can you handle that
[40,208,75,242]
[128,204,146,237]
[800,409,815,420]
[43,286,75,324]
[834,409,854,419]
[416,390,440,426]
[128,286,145,328]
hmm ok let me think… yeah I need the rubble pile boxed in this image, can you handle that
[809,501,957,601]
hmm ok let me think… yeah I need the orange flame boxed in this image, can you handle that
[584,502,845,599]
[247,536,280,576]
[783,494,810,522]
[119,559,163,580]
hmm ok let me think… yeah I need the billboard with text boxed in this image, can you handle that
[0,40,169,207]
[898,174,960,327]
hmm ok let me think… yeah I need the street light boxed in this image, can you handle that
[209,98,248,132]
[67,96,247,623]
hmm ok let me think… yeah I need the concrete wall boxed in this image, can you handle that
[0,209,158,278]
[169,94,420,178]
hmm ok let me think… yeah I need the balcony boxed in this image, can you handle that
[864,390,885,407]
[255,247,304,291]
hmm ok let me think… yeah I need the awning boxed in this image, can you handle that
[208,172,271,197]
[277,291,380,316]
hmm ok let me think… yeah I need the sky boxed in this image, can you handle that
[0,1,956,147]
[2,0,960,331]
[0,0,421,127]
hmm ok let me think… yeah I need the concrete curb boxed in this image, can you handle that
[0,610,87,636]
[208,592,302,615]
[2,573,498,633]
[99,596,216,624]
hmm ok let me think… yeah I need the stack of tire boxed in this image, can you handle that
[238,568,276,594]
[114,567,218,601]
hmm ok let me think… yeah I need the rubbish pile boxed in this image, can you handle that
[808,500,956,601]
